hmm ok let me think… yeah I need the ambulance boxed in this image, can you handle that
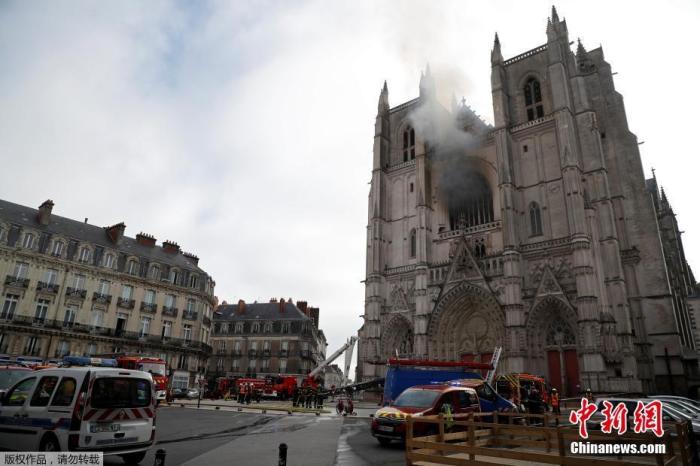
[0,356,156,464]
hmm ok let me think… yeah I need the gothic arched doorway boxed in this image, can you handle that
[427,282,504,367]
[382,315,414,359]
[526,296,580,396]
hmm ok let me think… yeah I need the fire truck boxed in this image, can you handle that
[98,354,169,402]
[302,336,357,389]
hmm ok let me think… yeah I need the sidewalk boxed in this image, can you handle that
[181,415,343,466]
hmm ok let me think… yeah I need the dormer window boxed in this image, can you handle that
[189,274,198,288]
[127,259,138,275]
[51,240,64,256]
[169,269,180,285]
[524,78,544,121]
[149,264,160,280]
[103,253,115,269]
[22,232,35,249]
[403,126,415,162]
[79,246,91,263]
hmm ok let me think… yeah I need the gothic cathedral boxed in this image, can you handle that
[358,7,699,396]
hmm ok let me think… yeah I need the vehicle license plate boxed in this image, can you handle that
[91,423,120,433]
[378,425,394,432]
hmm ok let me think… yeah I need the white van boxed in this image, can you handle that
[0,365,156,464]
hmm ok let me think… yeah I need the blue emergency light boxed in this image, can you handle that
[62,356,118,367]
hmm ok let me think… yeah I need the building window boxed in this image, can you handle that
[79,246,91,263]
[177,354,187,370]
[403,126,416,162]
[43,268,58,285]
[149,264,160,280]
[189,275,198,288]
[164,294,175,308]
[63,306,77,327]
[186,299,195,313]
[281,322,291,334]
[216,358,224,371]
[235,322,244,333]
[85,343,97,356]
[51,240,64,256]
[252,322,260,333]
[448,172,494,230]
[103,253,115,269]
[279,358,287,373]
[25,336,40,355]
[90,309,103,328]
[56,340,70,358]
[22,232,35,249]
[127,260,138,275]
[261,359,269,371]
[263,321,273,333]
[409,229,417,258]
[0,226,5,243]
[121,285,134,300]
[219,340,226,352]
[529,202,543,236]
[140,316,151,337]
[35,299,50,323]
[524,77,544,122]
[169,269,180,285]
[97,280,110,296]
[162,321,172,338]
[220,322,229,334]
[1,294,19,320]
[14,262,29,279]
[232,358,239,371]
[144,290,156,304]
[73,274,86,290]
[409,182,414,193]
[250,341,258,352]
[248,359,257,373]
[183,324,192,342]
[233,340,241,354]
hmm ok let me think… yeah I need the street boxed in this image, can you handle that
[104,404,404,466]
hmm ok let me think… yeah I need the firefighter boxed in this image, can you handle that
[238,383,245,404]
[585,388,595,403]
[551,388,560,415]
[292,386,299,407]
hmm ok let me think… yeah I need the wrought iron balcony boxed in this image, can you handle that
[262,349,271,358]
[140,302,157,313]
[248,349,257,357]
[182,310,198,321]
[161,306,178,317]
[5,275,29,288]
[65,287,87,299]
[117,297,135,309]
[92,292,112,304]
[36,281,59,294]
[279,350,288,358]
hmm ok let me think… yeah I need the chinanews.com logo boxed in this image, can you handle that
[567,398,667,455]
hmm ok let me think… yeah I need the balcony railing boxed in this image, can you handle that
[5,275,29,288]
[161,306,178,318]
[300,349,310,358]
[262,349,271,358]
[140,302,157,313]
[36,281,59,294]
[65,287,87,299]
[117,297,135,309]
[182,310,198,321]
[202,316,211,326]
[279,350,288,358]
[232,350,242,357]
[248,350,257,357]
[92,292,112,305]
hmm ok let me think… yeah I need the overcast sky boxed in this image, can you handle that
[1,1,698,374]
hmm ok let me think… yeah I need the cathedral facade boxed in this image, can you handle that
[358,8,699,396]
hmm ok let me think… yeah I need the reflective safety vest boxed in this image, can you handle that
[441,403,454,429]
[551,393,559,407]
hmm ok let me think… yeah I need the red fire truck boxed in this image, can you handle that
[99,354,169,402]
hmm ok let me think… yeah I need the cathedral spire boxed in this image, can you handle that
[491,32,503,65]
[551,5,559,23]
[377,80,389,115]
[576,38,587,58]
[419,63,436,100]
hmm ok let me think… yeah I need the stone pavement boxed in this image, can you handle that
[181,414,343,466]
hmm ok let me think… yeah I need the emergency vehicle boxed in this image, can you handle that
[99,354,169,402]
[371,384,481,445]
[495,373,549,406]
[0,356,156,464]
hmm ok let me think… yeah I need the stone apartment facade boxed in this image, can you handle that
[0,198,216,388]
[358,7,699,396]
[209,299,327,382]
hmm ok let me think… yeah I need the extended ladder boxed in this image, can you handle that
[484,346,502,384]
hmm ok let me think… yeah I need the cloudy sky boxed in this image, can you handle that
[1,0,698,372]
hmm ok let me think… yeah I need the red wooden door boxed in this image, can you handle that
[547,350,562,392]
[563,349,580,397]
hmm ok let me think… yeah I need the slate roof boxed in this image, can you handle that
[214,302,311,321]
[0,199,204,273]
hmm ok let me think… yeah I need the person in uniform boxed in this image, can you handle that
[550,388,560,415]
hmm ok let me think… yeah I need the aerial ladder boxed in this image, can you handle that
[307,336,358,387]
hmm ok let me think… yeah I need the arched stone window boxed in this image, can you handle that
[529,202,543,236]
[448,172,494,230]
[524,78,544,121]
[403,126,415,162]
[409,229,417,258]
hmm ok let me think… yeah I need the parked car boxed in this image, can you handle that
[649,395,700,412]
[186,388,200,399]
[0,360,156,464]
[171,388,189,399]
[371,384,481,446]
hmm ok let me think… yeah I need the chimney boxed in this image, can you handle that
[183,252,199,265]
[136,232,156,247]
[37,200,54,226]
[269,298,278,303]
[309,307,320,329]
[105,222,126,243]
[296,301,308,314]
[220,300,228,306]
[237,299,246,314]
[162,240,180,254]
[279,298,285,313]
